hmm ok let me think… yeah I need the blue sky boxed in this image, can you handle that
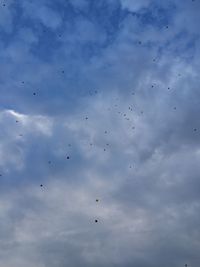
[0,0,200,266]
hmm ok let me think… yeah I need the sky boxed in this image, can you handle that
[0,0,200,266]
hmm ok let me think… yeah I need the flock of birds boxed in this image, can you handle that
[0,69,198,229]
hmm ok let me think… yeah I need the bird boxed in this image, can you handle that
[66,156,70,159]
[33,92,36,96]
[95,219,98,223]
[40,184,43,187]
[96,199,99,202]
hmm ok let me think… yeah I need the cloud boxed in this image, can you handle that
[120,0,151,12]
[21,1,62,30]
[0,0,200,266]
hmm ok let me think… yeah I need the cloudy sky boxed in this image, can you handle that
[0,0,200,266]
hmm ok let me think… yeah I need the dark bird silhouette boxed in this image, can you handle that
[67,156,70,159]
[96,199,99,202]
[40,184,43,187]
[95,219,98,223]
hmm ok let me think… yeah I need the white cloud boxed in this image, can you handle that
[0,109,53,170]
[22,2,62,30]
[120,0,151,12]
